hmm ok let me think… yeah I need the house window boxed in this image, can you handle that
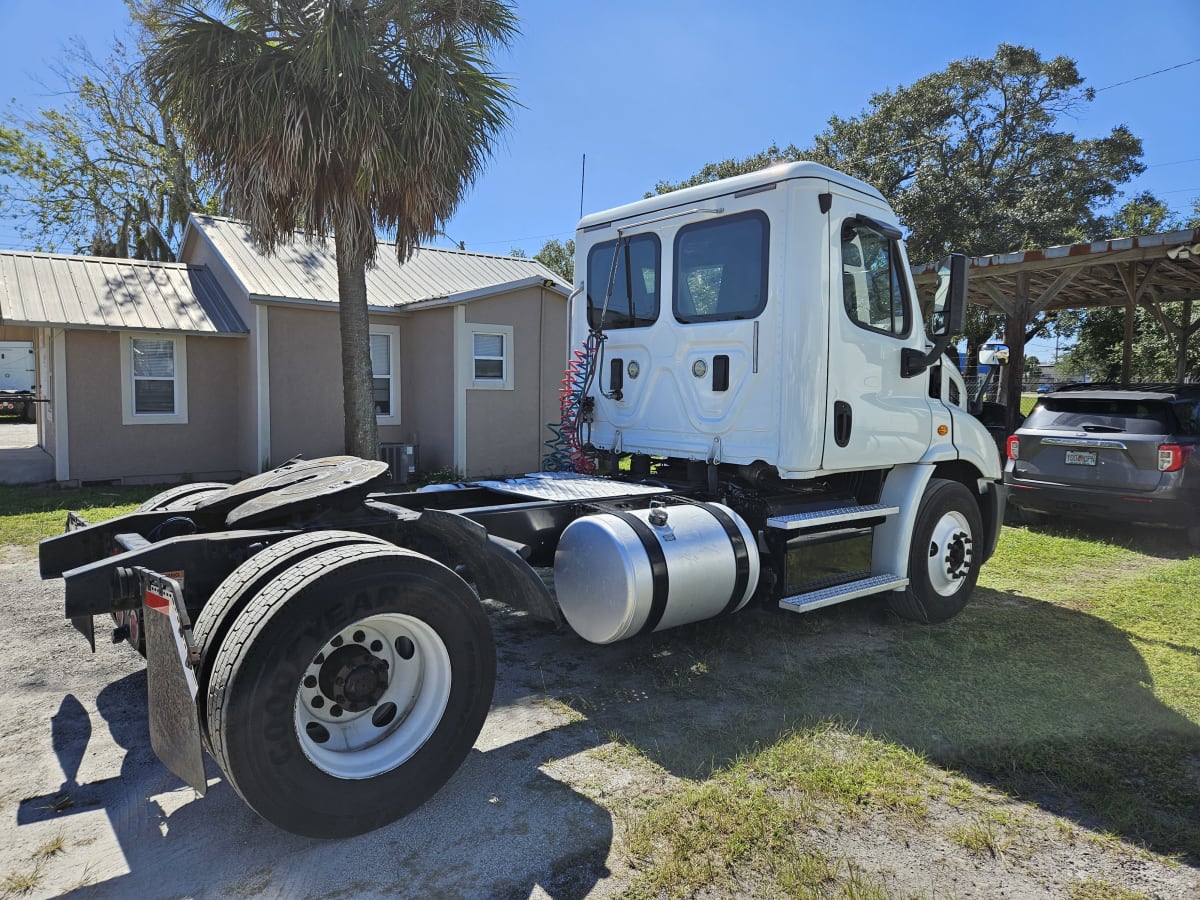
[370,324,401,421]
[120,332,189,425]
[132,339,177,414]
[464,324,514,390]
[473,333,505,381]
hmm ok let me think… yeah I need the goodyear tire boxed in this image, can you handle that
[192,530,392,748]
[206,544,496,838]
[137,482,231,512]
[888,478,982,624]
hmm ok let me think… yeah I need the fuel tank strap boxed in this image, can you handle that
[609,511,670,635]
[700,503,753,615]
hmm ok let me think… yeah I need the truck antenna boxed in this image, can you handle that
[579,153,586,219]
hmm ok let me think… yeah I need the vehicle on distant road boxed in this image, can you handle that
[1005,383,1200,547]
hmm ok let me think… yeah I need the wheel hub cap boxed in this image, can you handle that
[319,645,389,712]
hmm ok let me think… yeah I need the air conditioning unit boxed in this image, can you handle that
[380,443,418,484]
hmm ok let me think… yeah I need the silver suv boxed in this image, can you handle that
[1004,384,1200,548]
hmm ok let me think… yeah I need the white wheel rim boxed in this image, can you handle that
[926,510,975,597]
[294,613,451,779]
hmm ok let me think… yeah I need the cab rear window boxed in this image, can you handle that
[586,233,660,329]
[1024,398,1173,434]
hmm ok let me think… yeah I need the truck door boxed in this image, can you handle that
[822,196,933,471]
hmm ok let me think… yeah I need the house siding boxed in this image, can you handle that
[401,307,455,474]
[464,286,566,477]
[65,330,245,483]
[183,231,263,474]
[264,304,416,465]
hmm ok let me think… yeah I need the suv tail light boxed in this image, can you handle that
[1158,444,1192,472]
[1006,435,1020,460]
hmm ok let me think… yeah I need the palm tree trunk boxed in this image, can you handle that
[336,240,380,461]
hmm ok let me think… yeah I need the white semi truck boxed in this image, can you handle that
[40,162,1005,838]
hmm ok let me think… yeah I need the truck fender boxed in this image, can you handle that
[414,508,563,627]
[870,464,935,583]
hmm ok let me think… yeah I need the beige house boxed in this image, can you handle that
[0,215,570,484]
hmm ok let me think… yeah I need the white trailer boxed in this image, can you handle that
[0,341,37,422]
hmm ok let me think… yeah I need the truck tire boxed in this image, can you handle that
[137,482,231,512]
[23,401,35,424]
[888,478,981,624]
[192,530,391,747]
[206,544,496,838]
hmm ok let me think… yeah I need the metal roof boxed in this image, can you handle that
[188,215,571,308]
[0,250,248,335]
[912,228,1200,316]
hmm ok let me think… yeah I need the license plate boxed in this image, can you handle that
[1065,450,1097,466]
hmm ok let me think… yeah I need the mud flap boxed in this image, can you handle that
[416,509,563,627]
[140,569,207,796]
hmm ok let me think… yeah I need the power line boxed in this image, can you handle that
[1093,58,1200,92]
[1146,157,1200,169]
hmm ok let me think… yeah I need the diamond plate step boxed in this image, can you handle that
[767,503,898,531]
[779,573,907,614]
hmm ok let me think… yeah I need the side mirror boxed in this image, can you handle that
[902,252,968,378]
[930,253,967,338]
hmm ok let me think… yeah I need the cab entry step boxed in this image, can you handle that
[767,503,898,531]
[780,573,907,614]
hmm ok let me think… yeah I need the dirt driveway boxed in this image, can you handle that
[3,542,1199,898]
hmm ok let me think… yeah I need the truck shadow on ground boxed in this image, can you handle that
[500,576,1200,866]
[22,667,613,898]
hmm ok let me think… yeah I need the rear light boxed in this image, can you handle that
[1006,435,1020,460]
[1158,444,1192,472]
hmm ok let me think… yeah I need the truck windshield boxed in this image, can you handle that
[587,233,661,329]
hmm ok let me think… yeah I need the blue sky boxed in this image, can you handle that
[1,0,1197,357]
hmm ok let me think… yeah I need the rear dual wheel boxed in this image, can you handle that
[203,543,496,838]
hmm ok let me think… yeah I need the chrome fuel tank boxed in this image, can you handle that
[553,502,760,644]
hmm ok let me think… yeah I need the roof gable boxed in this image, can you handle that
[185,215,571,308]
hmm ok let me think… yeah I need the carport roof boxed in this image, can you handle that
[0,250,248,335]
[912,228,1200,317]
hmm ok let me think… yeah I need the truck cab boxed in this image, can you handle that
[573,161,999,483]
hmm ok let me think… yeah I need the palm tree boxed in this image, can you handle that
[141,0,517,460]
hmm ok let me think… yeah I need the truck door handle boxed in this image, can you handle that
[712,355,729,392]
[834,400,852,447]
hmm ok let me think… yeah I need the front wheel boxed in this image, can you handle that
[888,478,982,624]
[206,544,496,838]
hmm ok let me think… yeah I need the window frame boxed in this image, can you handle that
[672,210,770,324]
[466,323,514,391]
[369,323,401,422]
[120,332,188,426]
[839,219,913,340]
[586,232,662,330]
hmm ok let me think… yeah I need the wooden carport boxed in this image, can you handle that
[914,228,1200,434]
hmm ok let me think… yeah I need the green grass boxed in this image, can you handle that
[0,483,161,549]
[565,518,1200,892]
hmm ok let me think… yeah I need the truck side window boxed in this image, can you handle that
[841,222,910,337]
[587,233,661,329]
[673,211,769,323]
